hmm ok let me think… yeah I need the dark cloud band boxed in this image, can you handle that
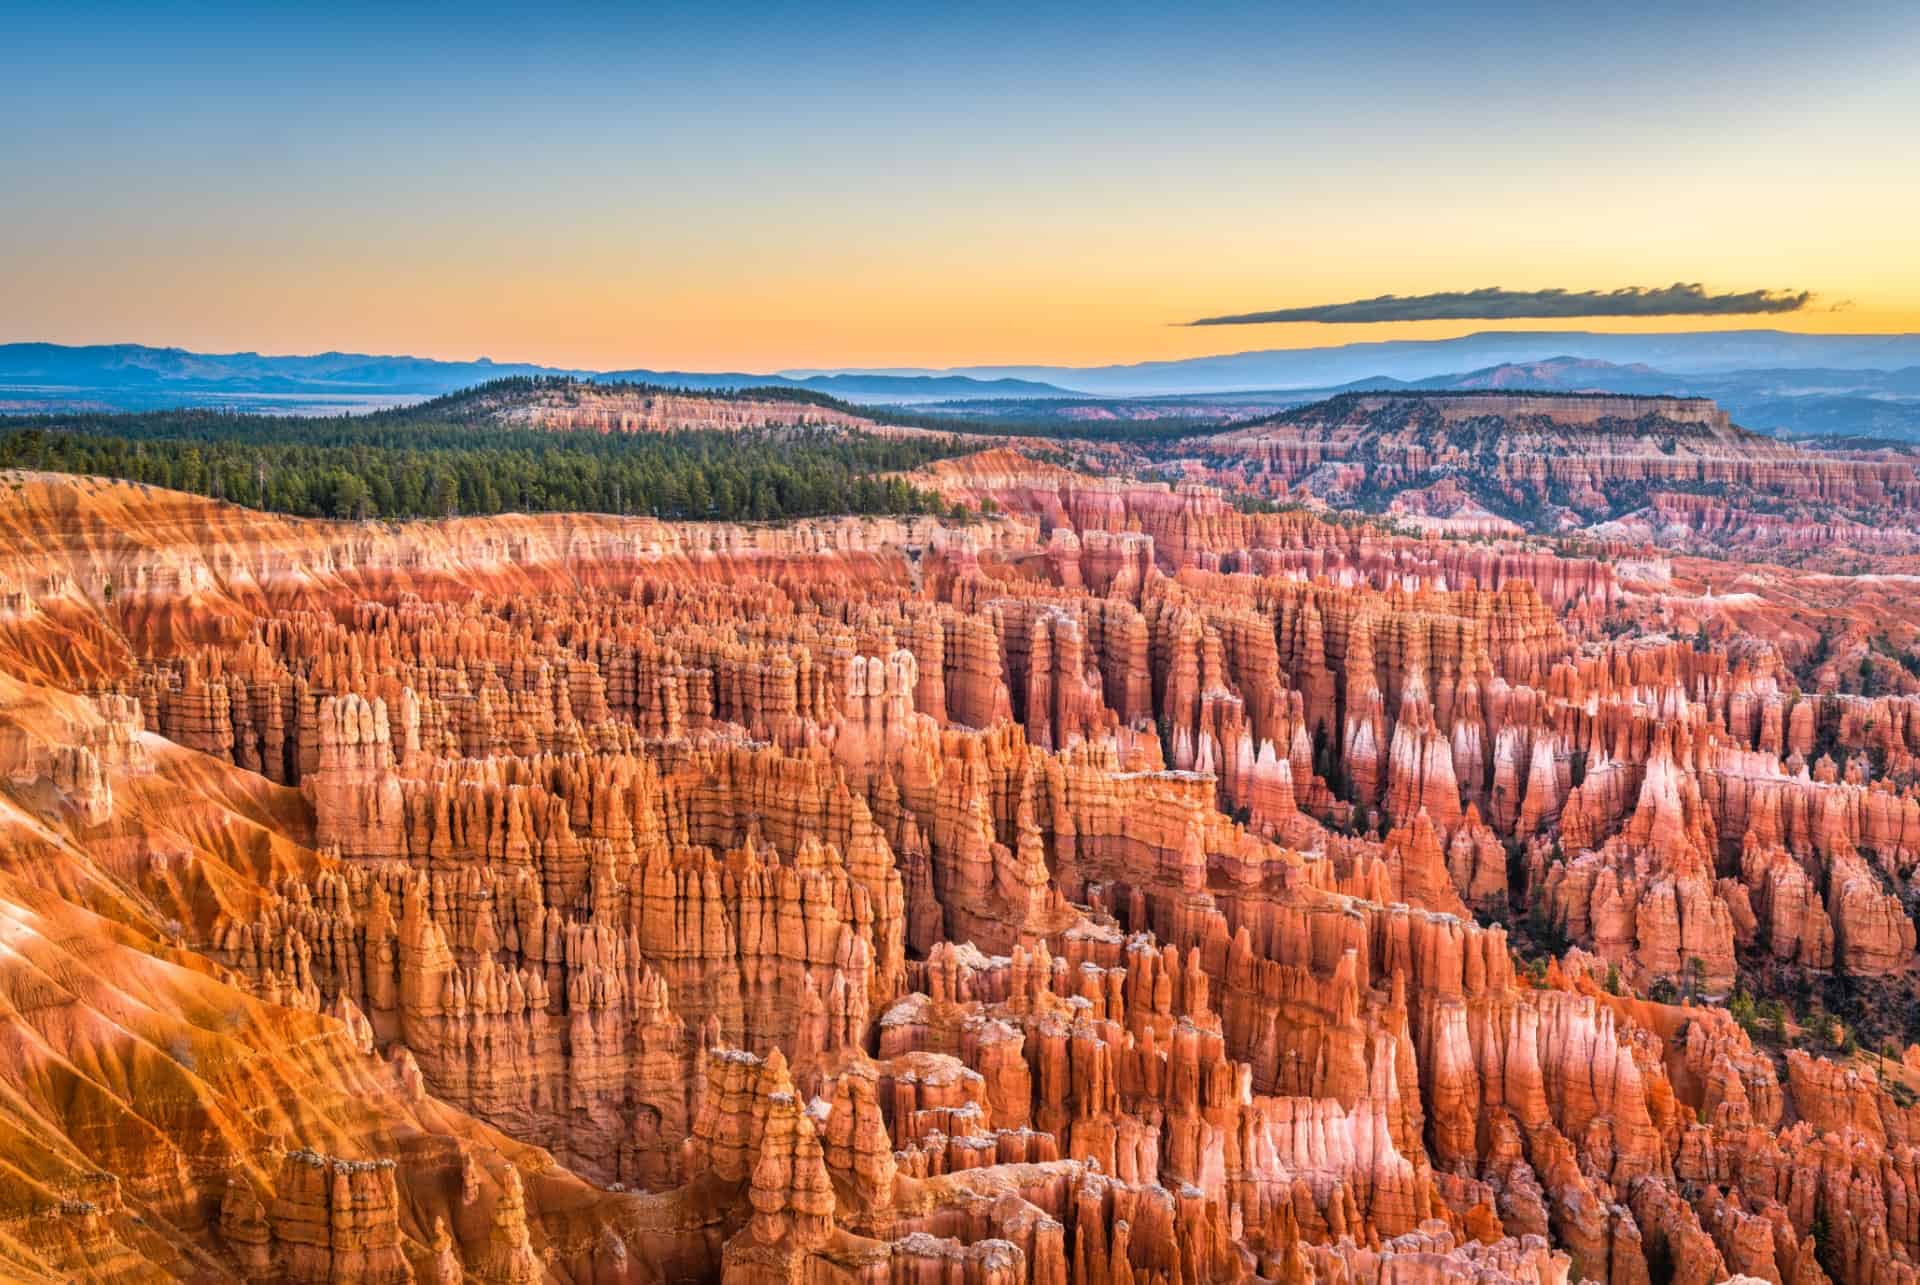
[1188,283,1811,326]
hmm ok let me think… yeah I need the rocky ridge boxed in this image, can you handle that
[1180,392,1920,554]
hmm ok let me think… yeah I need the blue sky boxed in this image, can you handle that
[5,2,1917,369]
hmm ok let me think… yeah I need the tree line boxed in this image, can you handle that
[0,419,970,523]
[400,377,1216,444]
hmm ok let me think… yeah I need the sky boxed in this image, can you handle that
[4,1,1918,372]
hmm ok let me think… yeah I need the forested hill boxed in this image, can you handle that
[0,380,982,522]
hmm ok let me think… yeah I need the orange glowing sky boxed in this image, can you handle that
[6,4,1918,373]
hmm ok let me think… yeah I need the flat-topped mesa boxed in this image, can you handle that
[1191,391,1920,537]
[1336,391,1733,432]
[471,382,881,435]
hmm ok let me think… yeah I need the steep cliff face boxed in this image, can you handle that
[1,468,1918,1285]
[1180,392,1920,546]
[467,383,885,435]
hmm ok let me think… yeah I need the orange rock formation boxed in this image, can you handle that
[0,455,1916,1285]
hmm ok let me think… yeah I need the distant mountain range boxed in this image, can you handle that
[0,343,1079,413]
[1305,357,1920,439]
[7,332,1920,438]
[831,329,1920,395]
[908,334,1920,439]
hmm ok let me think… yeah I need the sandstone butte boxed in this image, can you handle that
[1171,392,1920,569]
[1,406,1919,1285]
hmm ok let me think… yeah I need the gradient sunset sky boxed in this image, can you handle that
[6,2,1917,371]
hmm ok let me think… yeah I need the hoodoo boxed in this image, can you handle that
[2,379,1920,1285]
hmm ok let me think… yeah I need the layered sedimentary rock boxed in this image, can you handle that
[1188,391,1920,544]
[450,380,884,436]
[3,440,1920,1285]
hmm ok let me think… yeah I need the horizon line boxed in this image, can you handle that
[7,324,1920,380]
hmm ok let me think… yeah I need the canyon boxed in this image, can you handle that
[1,389,1919,1285]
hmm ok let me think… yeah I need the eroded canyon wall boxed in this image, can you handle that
[0,463,1916,1285]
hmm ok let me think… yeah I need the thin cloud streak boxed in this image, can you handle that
[1188,283,1813,326]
